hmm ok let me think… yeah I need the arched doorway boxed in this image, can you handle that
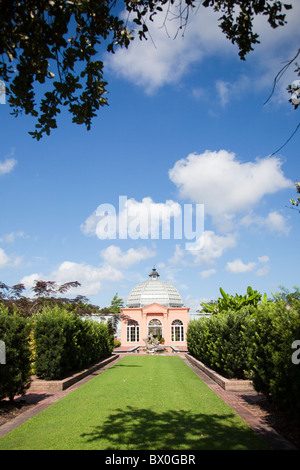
[148,318,163,340]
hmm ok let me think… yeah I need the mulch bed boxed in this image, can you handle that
[238,393,300,449]
[0,393,53,427]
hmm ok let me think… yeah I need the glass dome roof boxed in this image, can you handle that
[126,268,184,308]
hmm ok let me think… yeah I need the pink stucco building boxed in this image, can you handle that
[120,268,189,351]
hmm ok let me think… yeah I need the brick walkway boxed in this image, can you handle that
[0,354,297,449]
[182,356,297,450]
[0,354,123,439]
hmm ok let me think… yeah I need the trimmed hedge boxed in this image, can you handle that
[246,301,300,418]
[0,304,114,398]
[34,306,113,380]
[187,301,300,419]
[187,309,250,379]
[0,305,32,401]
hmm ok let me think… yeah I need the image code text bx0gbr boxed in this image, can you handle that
[149,454,196,465]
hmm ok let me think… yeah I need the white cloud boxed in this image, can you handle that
[216,80,230,107]
[0,247,23,269]
[0,158,17,175]
[54,261,123,295]
[169,150,292,225]
[256,265,270,277]
[258,255,269,264]
[21,261,123,297]
[184,294,208,313]
[226,258,257,274]
[105,1,300,98]
[241,210,291,235]
[192,87,206,100]
[265,211,291,235]
[126,198,182,239]
[80,210,99,236]
[0,231,26,243]
[193,230,237,264]
[249,1,300,98]
[211,2,300,109]
[200,268,216,279]
[20,273,43,291]
[100,245,156,268]
[251,0,299,47]
[81,197,183,240]
[256,255,270,276]
[105,5,230,93]
[226,254,271,275]
[169,244,185,265]
[0,248,10,268]
[214,75,251,109]
[170,230,237,266]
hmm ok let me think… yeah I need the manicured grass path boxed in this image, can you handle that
[0,356,268,450]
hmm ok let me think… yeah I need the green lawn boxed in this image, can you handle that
[0,355,269,450]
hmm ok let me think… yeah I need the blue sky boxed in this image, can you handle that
[0,2,299,312]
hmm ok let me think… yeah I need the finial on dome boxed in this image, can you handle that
[149,266,160,279]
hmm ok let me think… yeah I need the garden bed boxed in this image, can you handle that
[27,354,119,392]
[185,354,254,392]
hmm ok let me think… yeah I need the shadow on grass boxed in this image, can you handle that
[80,405,267,450]
[108,364,143,368]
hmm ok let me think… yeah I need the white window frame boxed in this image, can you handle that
[171,319,184,342]
[147,318,163,339]
[127,324,140,342]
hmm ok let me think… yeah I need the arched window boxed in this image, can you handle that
[127,319,139,342]
[148,318,163,339]
[171,319,184,342]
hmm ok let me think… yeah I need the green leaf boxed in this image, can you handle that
[219,287,229,301]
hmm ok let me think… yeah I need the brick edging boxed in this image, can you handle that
[185,353,254,392]
[183,354,297,450]
[27,354,119,392]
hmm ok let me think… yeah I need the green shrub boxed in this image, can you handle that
[187,309,250,379]
[187,299,300,419]
[34,306,113,380]
[245,300,300,418]
[0,304,32,401]
[201,286,267,314]
[85,319,113,363]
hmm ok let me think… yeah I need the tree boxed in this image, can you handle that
[263,50,300,196]
[104,292,124,337]
[109,292,124,314]
[0,279,102,316]
[273,285,300,305]
[290,180,300,211]
[264,48,300,157]
[200,0,292,59]
[201,286,268,314]
[287,54,300,110]
[0,0,292,139]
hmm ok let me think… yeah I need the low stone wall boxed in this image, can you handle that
[185,354,254,392]
[28,354,119,392]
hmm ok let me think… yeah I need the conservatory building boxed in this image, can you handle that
[120,268,189,351]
